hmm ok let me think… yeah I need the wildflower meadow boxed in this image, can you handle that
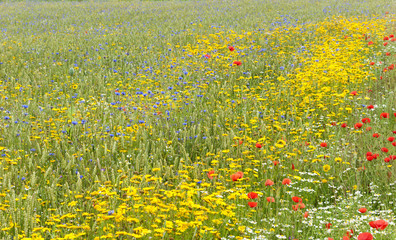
[0,0,396,239]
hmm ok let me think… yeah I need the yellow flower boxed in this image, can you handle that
[323,165,331,172]
[335,157,342,163]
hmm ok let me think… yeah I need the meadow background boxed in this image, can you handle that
[0,0,396,239]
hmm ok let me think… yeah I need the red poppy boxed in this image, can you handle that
[394,113,396,117]
[391,34,395,38]
[328,238,334,240]
[233,61,242,66]
[228,46,235,51]
[265,179,274,186]
[341,123,347,128]
[388,137,395,142]
[320,142,328,147]
[231,174,239,181]
[382,147,389,153]
[247,192,258,199]
[350,91,358,95]
[367,156,374,161]
[291,202,305,211]
[204,54,211,59]
[325,223,332,229]
[207,170,215,179]
[231,171,243,181]
[390,155,396,160]
[369,62,375,66]
[357,232,373,240]
[292,163,295,170]
[384,36,389,40]
[384,42,388,46]
[367,105,374,109]
[380,112,389,118]
[373,153,379,159]
[358,208,367,213]
[366,127,372,131]
[354,123,363,129]
[386,52,391,56]
[384,157,391,162]
[373,133,380,138]
[393,131,396,134]
[362,118,371,123]
[273,161,279,166]
[296,201,305,209]
[344,229,353,239]
[248,202,257,208]
[266,197,275,202]
[368,41,374,45]
[367,152,373,156]
[255,142,262,148]
[369,219,388,230]
[304,211,309,218]
[292,196,302,203]
[392,142,396,147]
[282,178,291,185]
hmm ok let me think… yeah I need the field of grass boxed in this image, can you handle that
[0,0,396,239]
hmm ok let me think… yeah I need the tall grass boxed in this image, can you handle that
[0,0,395,239]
